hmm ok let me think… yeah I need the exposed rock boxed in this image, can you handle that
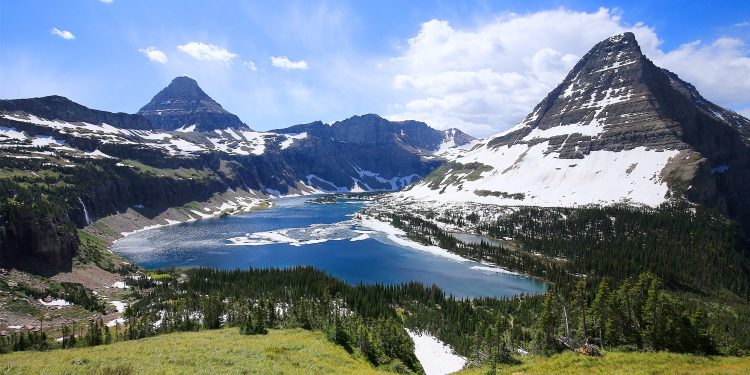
[138,76,249,132]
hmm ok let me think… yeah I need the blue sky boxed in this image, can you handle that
[1,0,749,136]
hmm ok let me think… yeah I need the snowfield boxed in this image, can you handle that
[407,329,466,375]
[401,140,679,207]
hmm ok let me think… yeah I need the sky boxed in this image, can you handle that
[1,0,749,137]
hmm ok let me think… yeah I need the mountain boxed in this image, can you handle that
[137,76,249,132]
[0,85,473,273]
[401,32,750,232]
[276,114,476,153]
[271,114,472,191]
[0,95,153,130]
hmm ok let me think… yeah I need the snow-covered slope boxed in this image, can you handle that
[400,32,750,212]
[0,112,303,157]
[406,142,680,206]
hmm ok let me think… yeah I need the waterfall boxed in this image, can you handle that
[78,197,92,225]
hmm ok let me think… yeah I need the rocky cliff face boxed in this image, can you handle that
[402,32,750,233]
[0,205,78,276]
[138,76,249,132]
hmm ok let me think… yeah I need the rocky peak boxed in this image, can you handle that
[138,76,249,132]
[486,31,685,156]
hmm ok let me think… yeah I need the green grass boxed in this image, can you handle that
[457,351,750,375]
[3,299,40,316]
[119,159,212,181]
[0,328,387,375]
[75,230,116,270]
[422,162,493,190]
[145,272,172,280]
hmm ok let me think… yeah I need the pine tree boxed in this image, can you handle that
[253,306,268,335]
[589,279,610,348]
[532,291,559,355]
[642,277,665,351]
[104,325,112,345]
[572,278,589,344]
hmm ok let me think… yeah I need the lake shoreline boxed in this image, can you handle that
[113,195,546,298]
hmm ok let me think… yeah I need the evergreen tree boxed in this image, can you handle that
[532,290,559,355]
[572,279,589,344]
[589,279,610,348]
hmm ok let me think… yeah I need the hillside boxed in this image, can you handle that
[457,351,750,375]
[0,328,385,375]
[4,328,750,375]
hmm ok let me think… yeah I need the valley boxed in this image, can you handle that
[1,29,750,375]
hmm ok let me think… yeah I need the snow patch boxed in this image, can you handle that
[110,300,127,313]
[279,132,307,150]
[39,298,71,307]
[407,329,466,375]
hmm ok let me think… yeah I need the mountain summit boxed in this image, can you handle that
[402,32,750,232]
[138,76,249,132]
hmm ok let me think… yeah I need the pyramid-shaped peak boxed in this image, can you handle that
[606,32,637,45]
[159,76,209,100]
[578,32,643,67]
[138,76,249,131]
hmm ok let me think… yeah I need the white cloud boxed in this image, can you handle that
[177,42,237,63]
[50,28,75,40]
[100,0,113,4]
[652,38,750,108]
[138,47,168,64]
[386,8,750,137]
[270,56,309,70]
[242,60,258,71]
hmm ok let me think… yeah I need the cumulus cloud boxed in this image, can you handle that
[138,46,168,64]
[386,7,750,137]
[653,38,750,108]
[100,0,113,4]
[177,42,237,63]
[242,60,258,71]
[270,56,309,70]
[50,28,75,40]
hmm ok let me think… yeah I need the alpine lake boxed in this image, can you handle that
[114,196,545,298]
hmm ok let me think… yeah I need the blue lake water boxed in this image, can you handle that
[113,196,545,298]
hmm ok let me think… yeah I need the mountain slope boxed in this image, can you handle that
[137,76,249,132]
[401,32,750,231]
